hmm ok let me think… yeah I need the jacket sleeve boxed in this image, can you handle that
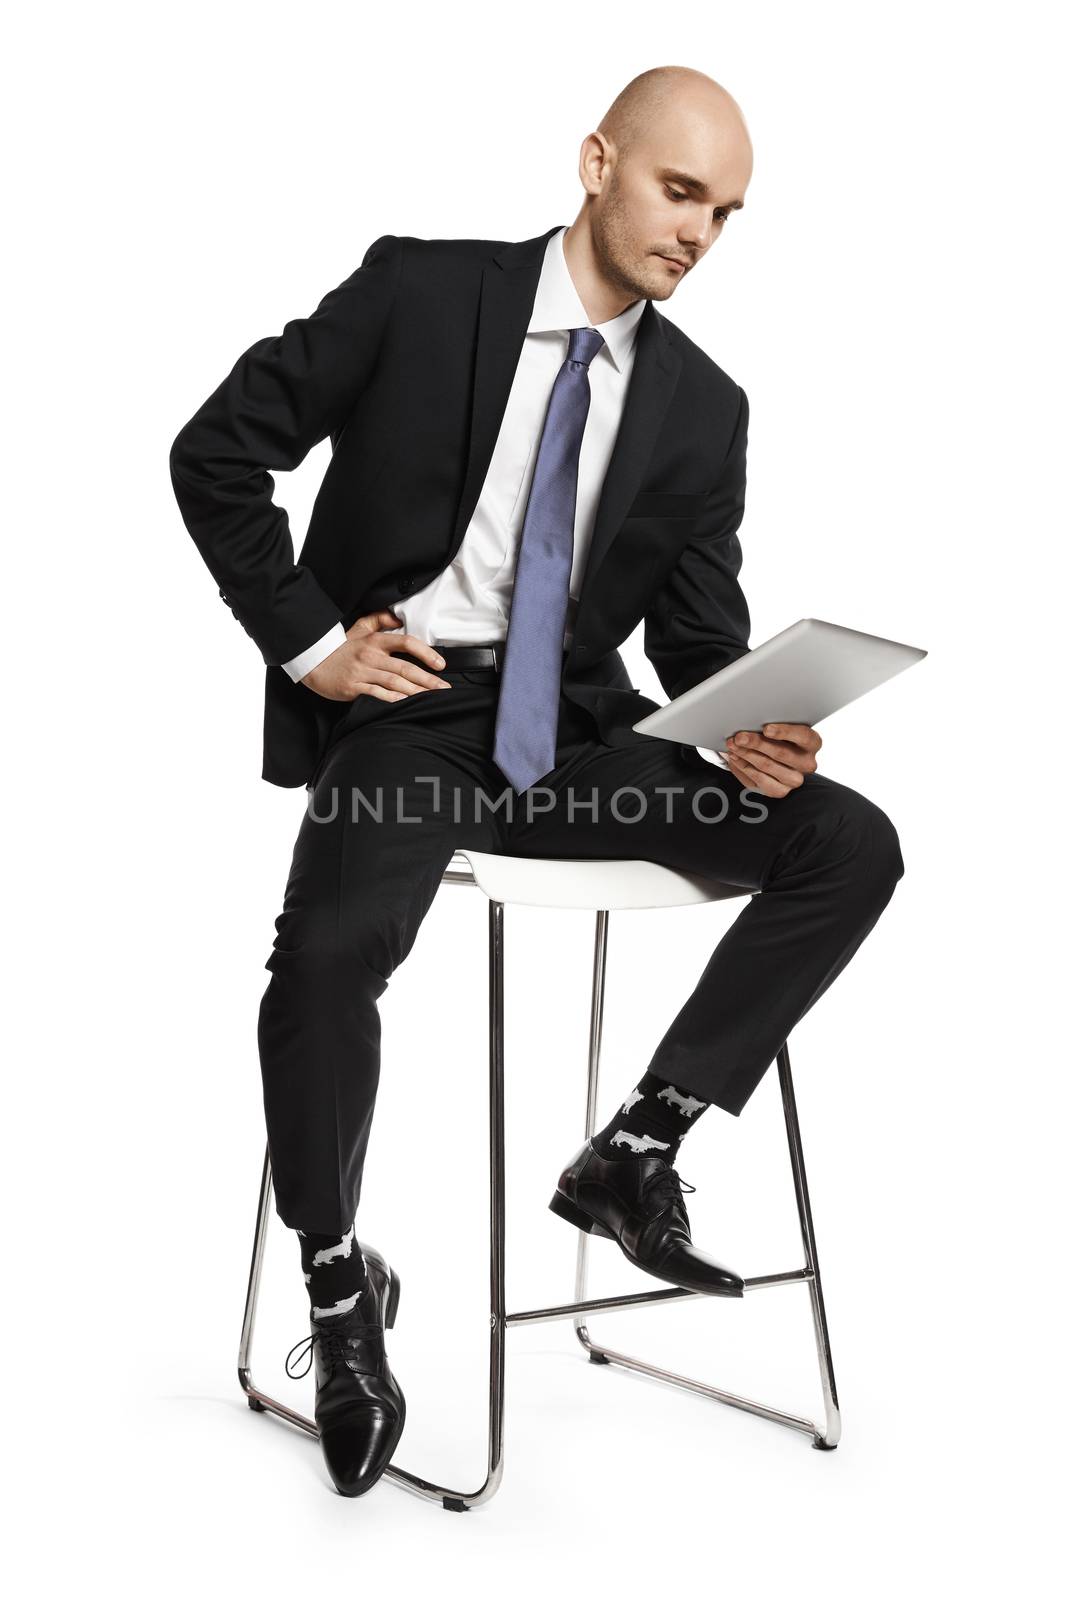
[642,383,752,701]
[168,233,404,666]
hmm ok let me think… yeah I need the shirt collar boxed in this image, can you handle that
[526,225,646,372]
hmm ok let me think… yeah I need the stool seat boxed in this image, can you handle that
[448,848,752,911]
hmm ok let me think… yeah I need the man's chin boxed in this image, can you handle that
[639,257,688,300]
[641,278,680,303]
[603,256,680,305]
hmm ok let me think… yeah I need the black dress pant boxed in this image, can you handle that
[257,666,905,1234]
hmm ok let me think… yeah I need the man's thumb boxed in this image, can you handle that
[350,609,402,636]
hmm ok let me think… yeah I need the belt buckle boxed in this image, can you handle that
[490,643,505,671]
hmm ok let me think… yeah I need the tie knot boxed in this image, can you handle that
[567,326,605,368]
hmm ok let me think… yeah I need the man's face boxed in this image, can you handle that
[590,110,752,304]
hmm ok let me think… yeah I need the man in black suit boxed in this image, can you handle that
[170,65,904,1496]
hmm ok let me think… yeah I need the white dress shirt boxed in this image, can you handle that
[282,225,647,682]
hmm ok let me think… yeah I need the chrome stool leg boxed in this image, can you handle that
[570,915,842,1451]
[572,909,610,1349]
[238,1148,319,1436]
[236,896,510,1509]
[777,1039,841,1448]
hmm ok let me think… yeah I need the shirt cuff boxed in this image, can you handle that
[281,623,347,683]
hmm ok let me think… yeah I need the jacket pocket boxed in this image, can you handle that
[625,490,708,518]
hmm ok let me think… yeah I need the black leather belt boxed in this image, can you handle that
[393,640,573,674]
[392,641,507,673]
[436,642,506,671]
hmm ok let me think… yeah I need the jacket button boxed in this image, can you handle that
[397,578,414,594]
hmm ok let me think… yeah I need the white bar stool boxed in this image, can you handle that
[238,847,841,1510]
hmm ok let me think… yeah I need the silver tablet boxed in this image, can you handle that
[631,617,927,751]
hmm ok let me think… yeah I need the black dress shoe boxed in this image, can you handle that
[549,1139,745,1297]
[285,1244,406,1497]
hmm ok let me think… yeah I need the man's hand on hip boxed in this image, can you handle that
[719,723,821,798]
[300,611,452,703]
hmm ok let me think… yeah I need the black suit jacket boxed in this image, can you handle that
[169,223,752,787]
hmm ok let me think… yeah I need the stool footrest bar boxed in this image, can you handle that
[508,1285,696,1324]
[742,1268,813,1290]
[574,1328,828,1443]
[508,1266,814,1326]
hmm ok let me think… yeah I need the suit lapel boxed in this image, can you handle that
[573,301,681,620]
[447,226,562,562]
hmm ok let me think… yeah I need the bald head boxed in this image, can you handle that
[599,66,749,169]
[565,65,753,310]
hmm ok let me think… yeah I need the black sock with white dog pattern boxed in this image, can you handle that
[296,1221,370,1322]
[590,1070,709,1163]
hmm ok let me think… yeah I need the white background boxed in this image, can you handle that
[4,1,1062,1593]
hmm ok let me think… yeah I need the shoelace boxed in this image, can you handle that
[285,1318,385,1380]
[644,1165,697,1213]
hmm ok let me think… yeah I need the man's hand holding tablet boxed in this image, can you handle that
[720,723,823,798]
[632,619,927,798]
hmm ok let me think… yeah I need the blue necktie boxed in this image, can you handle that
[492,325,605,794]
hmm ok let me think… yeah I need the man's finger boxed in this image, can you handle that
[370,663,451,694]
[736,746,804,789]
[724,747,782,794]
[762,722,821,752]
[728,732,811,779]
[379,632,447,670]
[358,683,406,703]
[349,610,402,636]
[724,750,791,799]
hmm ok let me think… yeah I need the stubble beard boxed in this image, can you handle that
[592,188,676,305]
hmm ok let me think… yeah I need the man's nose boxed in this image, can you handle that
[677,217,712,254]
